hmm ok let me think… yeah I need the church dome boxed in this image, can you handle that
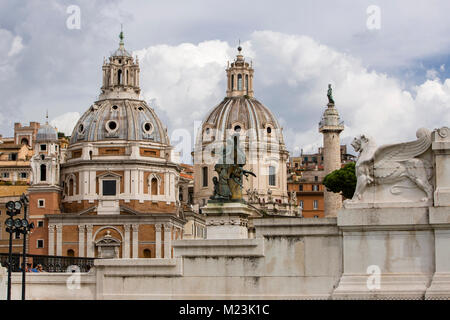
[201,96,284,145]
[36,124,58,142]
[70,100,169,144]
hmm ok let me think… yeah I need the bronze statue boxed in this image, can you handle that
[327,84,334,104]
[210,134,256,201]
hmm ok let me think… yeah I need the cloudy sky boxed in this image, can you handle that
[1,0,450,160]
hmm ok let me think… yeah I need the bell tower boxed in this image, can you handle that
[226,44,254,98]
[99,29,141,100]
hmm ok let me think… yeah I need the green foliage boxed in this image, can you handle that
[323,162,356,199]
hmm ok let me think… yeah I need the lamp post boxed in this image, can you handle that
[20,193,32,300]
[4,199,34,300]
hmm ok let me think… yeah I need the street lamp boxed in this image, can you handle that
[4,198,34,300]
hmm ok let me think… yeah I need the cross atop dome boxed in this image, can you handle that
[226,42,254,98]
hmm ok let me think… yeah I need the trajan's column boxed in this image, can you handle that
[319,84,344,217]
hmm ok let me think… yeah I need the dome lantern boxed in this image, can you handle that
[226,45,254,98]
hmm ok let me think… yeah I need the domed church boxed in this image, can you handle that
[193,46,298,216]
[28,32,186,259]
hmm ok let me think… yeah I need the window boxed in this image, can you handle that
[313,200,318,210]
[237,74,243,90]
[299,200,304,208]
[40,144,47,151]
[313,185,319,191]
[9,153,18,161]
[102,180,116,196]
[245,74,249,94]
[40,164,46,181]
[2,172,9,178]
[202,167,208,187]
[118,69,122,85]
[37,240,44,248]
[231,74,234,90]
[269,166,276,186]
[37,221,44,228]
[20,172,27,179]
[21,138,29,145]
[314,176,318,182]
[151,177,158,195]
[67,249,75,257]
[38,199,45,208]
[143,249,151,258]
[299,184,303,191]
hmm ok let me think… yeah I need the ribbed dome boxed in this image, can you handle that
[70,99,169,145]
[200,96,284,145]
[36,124,58,142]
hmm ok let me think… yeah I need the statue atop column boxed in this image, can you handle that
[327,84,335,105]
[210,134,256,201]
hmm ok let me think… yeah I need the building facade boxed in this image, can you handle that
[27,33,186,259]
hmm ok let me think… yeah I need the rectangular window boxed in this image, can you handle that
[314,176,318,182]
[313,200,318,210]
[202,167,208,187]
[299,184,303,191]
[8,153,18,161]
[38,199,45,208]
[37,239,44,248]
[37,221,44,228]
[102,180,117,196]
[20,172,28,179]
[299,200,304,208]
[269,166,276,186]
[2,172,10,178]
[40,144,47,151]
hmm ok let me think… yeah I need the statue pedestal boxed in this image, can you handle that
[203,201,258,240]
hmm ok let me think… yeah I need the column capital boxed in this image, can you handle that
[86,224,93,233]
[55,224,62,232]
[124,224,131,232]
[155,223,162,232]
[163,223,172,229]
[78,224,86,231]
[132,224,139,231]
[48,224,55,232]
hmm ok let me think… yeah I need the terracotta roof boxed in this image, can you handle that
[180,173,193,179]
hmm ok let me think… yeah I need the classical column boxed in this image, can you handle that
[155,224,162,258]
[163,223,172,258]
[55,225,62,256]
[78,225,85,257]
[86,225,94,258]
[132,224,139,258]
[48,225,55,255]
[124,224,131,258]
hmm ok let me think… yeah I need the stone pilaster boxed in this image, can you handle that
[55,225,62,256]
[163,223,172,258]
[78,225,85,257]
[86,225,94,258]
[48,225,55,255]
[124,224,131,258]
[132,224,139,258]
[155,224,162,258]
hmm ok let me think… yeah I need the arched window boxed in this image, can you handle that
[40,164,46,182]
[231,74,234,90]
[151,177,158,195]
[69,178,74,196]
[269,166,276,186]
[21,138,29,146]
[67,249,75,257]
[143,249,151,258]
[126,70,128,85]
[237,74,243,90]
[245,75,249,94]
[117,70,122,85]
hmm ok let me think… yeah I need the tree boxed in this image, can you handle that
[323,162,356,199]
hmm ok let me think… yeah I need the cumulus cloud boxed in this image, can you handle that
[50,112,81,136]
[135,31,450,156]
